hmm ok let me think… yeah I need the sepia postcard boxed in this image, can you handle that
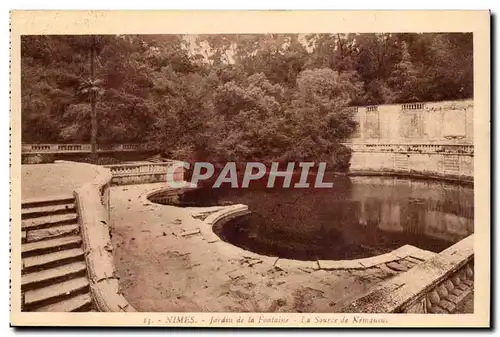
[10,10,490,328]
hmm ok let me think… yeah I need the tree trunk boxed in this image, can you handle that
[90,36,98,163]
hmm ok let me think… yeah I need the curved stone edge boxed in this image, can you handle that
[201,203,437,271]
[340,234,474,313]
[71,162,136,312]
[201,203,438,270]
[200,204,278,263]
[203,204,250,226]
[141,186,445,272]
[200,205,253,249]
[140,182,197,207]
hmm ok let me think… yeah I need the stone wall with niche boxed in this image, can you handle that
[349,99,474,145]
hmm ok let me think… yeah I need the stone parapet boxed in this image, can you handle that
[341,234,474,313]
[72,162,136,312]
[105,161,185,186]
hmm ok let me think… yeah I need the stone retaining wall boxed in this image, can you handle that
[346,143,474,180]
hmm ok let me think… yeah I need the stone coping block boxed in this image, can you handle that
[318,245,436,271]
[203,204,249,226]
[318,259,365,270]
[355,252,399,268]
[274,258,318,271]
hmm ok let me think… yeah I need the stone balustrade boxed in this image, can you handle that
[22,143,150,154]
[345,143,474,156]
[104,161,185,186]
[341,234,474,313]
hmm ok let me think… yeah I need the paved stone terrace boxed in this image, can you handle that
[109,184,437,313]
[22,163,101,200]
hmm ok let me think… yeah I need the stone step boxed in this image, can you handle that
[22,195,75,209]
[22,261,87,291]
[22,203,76,220]
[22,235,82,258]
[22,213,78,231]
[26,224,80,243]
[34,292,93,312]
[23,248,85,274]
[23,277,89,310]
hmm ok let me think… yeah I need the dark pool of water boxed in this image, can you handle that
[151,174,474,261]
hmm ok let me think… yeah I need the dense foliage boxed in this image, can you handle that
[21,33,473,167]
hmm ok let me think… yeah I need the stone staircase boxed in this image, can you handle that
[21,195,94,312]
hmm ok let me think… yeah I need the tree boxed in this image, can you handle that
[21,33,473,168]
[386,42,421,103]
[282,68,361,165]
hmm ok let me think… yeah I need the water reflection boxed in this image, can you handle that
[159,174,474,261]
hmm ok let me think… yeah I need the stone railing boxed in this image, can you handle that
[22,143,150,154]
[341,234,474,313]
[345,99,473,114]
[401,102,425,111]
[346,143,474,156]
[72,162,136,312]
[104,161,185,186]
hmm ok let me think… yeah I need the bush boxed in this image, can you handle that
[75,156,123,165]
[22,154,55,164]
[330,144,352,172]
